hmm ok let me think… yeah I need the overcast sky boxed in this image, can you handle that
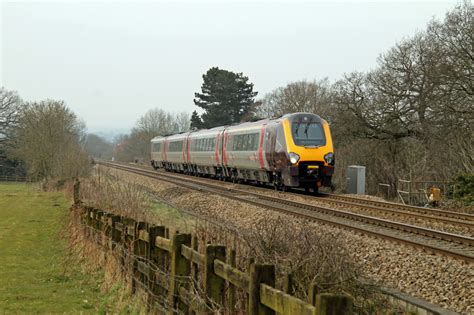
[1,1,456,134]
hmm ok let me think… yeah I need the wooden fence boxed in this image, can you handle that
[0,175,30,182]
[79,206,352,314]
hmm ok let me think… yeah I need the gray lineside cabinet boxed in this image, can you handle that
[347,165,366,195]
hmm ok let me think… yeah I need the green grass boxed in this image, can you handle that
[0,183,115,313]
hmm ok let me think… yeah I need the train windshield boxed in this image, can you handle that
[291,122,325,147]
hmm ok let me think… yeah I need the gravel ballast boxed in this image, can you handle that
[100,166,473,313]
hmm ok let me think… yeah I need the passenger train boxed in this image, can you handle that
[150,112,334,192]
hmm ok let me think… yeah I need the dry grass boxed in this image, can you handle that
[66,205,148,314]
[80,168,154,222]
[76,167,395,313]
[192,216,390,314]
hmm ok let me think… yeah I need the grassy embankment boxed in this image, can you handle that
[0,183,118,313]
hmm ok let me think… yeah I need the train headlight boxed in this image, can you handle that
[289,152,300,164]
[324,152,335,165]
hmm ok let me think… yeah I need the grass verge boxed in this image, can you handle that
[0,182,121,313]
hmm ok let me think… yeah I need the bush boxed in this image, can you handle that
[451,174,474,204]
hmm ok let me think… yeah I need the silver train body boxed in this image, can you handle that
[151,113,335,189]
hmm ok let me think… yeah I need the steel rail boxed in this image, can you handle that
[103,160,473,225]
[98,161,474,263]
[319,192,474,222]
[305,195,473,228]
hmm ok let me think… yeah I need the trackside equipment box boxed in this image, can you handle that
[347,165,366,195]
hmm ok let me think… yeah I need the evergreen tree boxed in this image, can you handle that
[193,67,257,128]
[190,110,203,129]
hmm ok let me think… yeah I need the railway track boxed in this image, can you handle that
[98,161,474,263]
[319,193,474,223]
[100,161,474,226]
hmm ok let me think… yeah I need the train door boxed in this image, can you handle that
[162,139,168,168]
[221,129,229,177]
[185,133,191,170]
[266,125,277,170]
[257,125,267,170]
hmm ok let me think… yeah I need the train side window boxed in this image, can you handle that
[235,135,240,151]
[227,136,231,150]
[235,135,244,151]
[235,136,239,151]
[234,135,239,151]
[232,135,237,151]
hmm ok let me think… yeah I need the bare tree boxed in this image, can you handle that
[330,2,473,194]
[173,111,190,133]
[0,87,22,144]
[10,100,90,180]
[116,109,190,162]
[257,79,332,120]
[84,134,114,159]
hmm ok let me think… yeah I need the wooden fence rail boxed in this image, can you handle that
[79,205,352,315]
[0,175,31,182]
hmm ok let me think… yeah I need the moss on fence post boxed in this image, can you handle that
[148,225,166,300]
[248,263,275,315]
[315,293,353,315]
[227,249,236,313]
[283,273,293,295]
[73,178,80,205]
[204,245,226,310]
[168,233,191,315]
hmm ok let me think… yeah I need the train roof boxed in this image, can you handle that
[150,113,326,143]
[281,112,324,122]
[151,136,164,142]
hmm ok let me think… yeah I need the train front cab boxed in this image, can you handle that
[280,113,335,190]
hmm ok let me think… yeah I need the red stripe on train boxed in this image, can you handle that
[258,125,266,169]
[223,131,228,165]
[215,133,220,165]
[186,136,191,163]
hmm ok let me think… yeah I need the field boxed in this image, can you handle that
[0,183,116,313]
